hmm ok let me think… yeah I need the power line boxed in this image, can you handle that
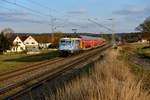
[1,0,52,17]
[1,0,90,32]
[26,0,76,23]
[0,4,41,19]
[88,19,113,32]
[24,0,64,32]
[1,0,58,26]
[0,5,52,25]
[1,1,72,33]
[26,0,57,13]
[0,5,15,11]
[25,0,69,33]
[4,0,65,32]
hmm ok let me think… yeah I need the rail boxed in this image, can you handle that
[0,44,111,99]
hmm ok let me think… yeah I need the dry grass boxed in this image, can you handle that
[47,49,150,100]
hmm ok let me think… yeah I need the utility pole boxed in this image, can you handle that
[49,9,56,44]
[50,16,56,43]
[107,18,116,44]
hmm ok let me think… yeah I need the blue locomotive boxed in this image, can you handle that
[59,38,81,55]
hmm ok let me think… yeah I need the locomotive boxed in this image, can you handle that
[59,36,106,55]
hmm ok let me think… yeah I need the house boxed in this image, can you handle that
[23,35,52,49]
[141,39,148,43]
[31,35,52,49]
[11,36,26,52]
[8,34,52,53]
[23,36,40,52]
[24,36,39,48]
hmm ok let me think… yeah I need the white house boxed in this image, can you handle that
[11,36,26,52]
[8,35,52,53]
[141,39,149,43]
[24,36,39,48]
[24,35,52,49]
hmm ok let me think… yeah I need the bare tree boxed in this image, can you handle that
[1,28,15,40]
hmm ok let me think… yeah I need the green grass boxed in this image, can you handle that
[137,47,150,58]
[121,43,148,53]
[0,51,59,74]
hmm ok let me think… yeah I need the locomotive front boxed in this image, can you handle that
[59,38,81,55]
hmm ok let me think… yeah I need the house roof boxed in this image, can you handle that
[9,35,17,43]
[31,35,51,43]
[11,34,52,43]
[19,35,29,41]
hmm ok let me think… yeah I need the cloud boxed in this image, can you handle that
[0,11,32,20]
[112,5,150,31]
[114,6,150,16]
[0,12,49,24]
[0,18,48,24]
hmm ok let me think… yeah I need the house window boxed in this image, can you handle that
[32,42,35,44]
[26,42,29,44]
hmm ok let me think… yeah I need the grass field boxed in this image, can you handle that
[0,51,59,74]
[120,43,148,53]
[45,49,150,100]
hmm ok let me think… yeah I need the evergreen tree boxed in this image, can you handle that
[0,32,11,53]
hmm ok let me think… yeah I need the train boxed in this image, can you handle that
[58,36,106,55]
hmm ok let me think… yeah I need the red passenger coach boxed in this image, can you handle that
[80,38,92,49]
[80,37,105,50]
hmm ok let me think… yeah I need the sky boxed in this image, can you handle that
[0,0,150,33]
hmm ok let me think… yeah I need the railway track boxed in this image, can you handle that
[0,44,111,99]
[0,57,64,82]
[0,57,61,77]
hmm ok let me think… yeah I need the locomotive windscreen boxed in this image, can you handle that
[60,40,72,45]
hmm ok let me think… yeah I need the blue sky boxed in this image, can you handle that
[0,0,150,33]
